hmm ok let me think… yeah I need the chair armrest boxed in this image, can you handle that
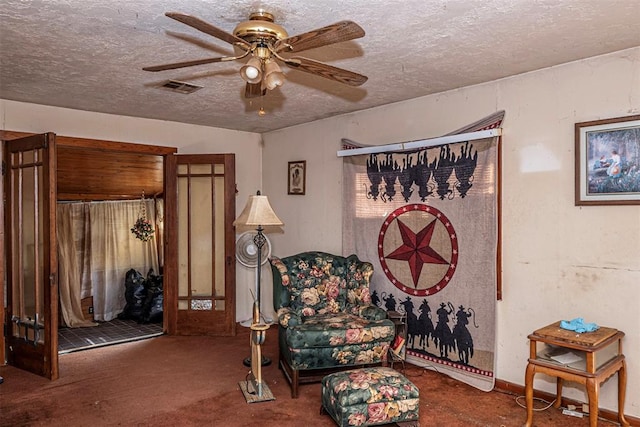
[277,307,302,328]
[270,256,292,312]
[358,305,389,321]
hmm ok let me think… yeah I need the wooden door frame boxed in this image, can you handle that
[1,131,176,368]
[0,140,4,365]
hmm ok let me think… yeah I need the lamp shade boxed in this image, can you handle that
[264,60,285,90]
[234,194,284,232]
[240,57,263,84]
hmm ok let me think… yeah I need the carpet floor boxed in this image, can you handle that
[0,324,620,426]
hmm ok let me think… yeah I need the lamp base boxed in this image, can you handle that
[239,380,275,403]
[243,355,271,367]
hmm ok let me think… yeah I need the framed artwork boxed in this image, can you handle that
[288,160,306,195]
[575,114,640,205]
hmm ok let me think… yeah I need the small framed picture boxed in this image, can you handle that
[288,160,306,195]
[575,114,640,205]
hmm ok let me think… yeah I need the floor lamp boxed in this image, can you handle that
[234,191,283,403]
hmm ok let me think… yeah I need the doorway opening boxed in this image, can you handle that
[55,143,168,354]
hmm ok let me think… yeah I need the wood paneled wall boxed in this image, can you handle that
[1,131,176,201]
[57,146,163,200]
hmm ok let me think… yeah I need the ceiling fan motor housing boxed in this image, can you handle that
[233,12,288,43]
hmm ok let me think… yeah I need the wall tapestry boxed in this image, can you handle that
[342,112,503,391]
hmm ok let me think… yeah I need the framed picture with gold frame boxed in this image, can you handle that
[575,114,640,205]
[288,160,306,195]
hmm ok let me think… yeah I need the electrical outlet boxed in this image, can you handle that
[88,306,94,314]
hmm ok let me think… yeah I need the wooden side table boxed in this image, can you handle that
[524,321,629,427]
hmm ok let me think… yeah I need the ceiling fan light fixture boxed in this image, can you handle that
[264,60,285,90]
[240,56,263,84]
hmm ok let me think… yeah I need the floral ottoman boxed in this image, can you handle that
[321,367,420,427]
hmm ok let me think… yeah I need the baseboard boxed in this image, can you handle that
[494,378,640,426]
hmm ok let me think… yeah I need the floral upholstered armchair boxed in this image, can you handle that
[269,251,395,398]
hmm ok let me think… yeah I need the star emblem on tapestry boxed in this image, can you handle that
[378,204,458,296]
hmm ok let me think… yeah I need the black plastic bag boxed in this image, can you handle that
[139,269,163,324]
[118,269,146,320]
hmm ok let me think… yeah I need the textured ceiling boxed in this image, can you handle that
[2,0,640,133]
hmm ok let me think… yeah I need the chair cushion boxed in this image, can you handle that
[286,313,395,348]
[288,343,390,370]
[322,367,420,427]
[285,312,394,370]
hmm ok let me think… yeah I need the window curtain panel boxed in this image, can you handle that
[342,113,502,392]
[57,199,160,325]
[154,198,165,268]
[57,203,96,327]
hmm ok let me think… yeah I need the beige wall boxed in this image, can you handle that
[0,100,264,323]
[262,46,640,417]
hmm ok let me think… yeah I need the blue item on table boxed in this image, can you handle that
[560,317,599,333]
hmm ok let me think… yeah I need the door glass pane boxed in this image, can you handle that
[214,175,225,299]
[191,164,211,175]
[11,149,45,344]
[177,177,189,298]
[176,163,222,311]
[22,149,34,164]
[37,159,45,320]
[175,159,230,315]
[191,299,213,310]
[190,176,213,297]
[22,165,37,320]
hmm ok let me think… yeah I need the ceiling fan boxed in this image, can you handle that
[143,11,368,99]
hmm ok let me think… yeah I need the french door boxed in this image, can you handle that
[164,154,236,336]
[4,133,58,379]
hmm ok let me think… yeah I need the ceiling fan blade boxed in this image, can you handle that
[245,82,266,99]
[284,57,367,87]
[165,12,251,50]
[143,57,227,72]
[275,21,364,54]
